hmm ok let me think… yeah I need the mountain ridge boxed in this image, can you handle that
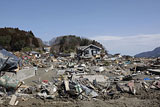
[135,47,160,58]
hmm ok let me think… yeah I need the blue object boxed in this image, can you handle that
[144,77,151,80]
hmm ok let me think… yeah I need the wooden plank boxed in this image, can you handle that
[9,95,17,105]
[64,79,70,91]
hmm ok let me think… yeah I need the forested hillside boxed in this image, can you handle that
[0,27,43,51]
[50,35,106,54]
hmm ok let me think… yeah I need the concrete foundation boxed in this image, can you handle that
[5,68,35,81]
[15,68,35,81]
[73,74,109,82]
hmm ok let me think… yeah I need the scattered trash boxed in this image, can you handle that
[0,47,160,106]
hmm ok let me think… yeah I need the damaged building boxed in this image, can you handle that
[77,44,102,58]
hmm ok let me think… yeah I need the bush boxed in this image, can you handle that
[22,47,32,52]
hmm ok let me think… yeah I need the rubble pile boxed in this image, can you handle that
[0,48,160,106]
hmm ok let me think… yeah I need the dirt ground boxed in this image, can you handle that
[1,68,160,107]
[2,94,160,107]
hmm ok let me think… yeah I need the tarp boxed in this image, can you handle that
[0,49,22,71]
[0,75,21,90]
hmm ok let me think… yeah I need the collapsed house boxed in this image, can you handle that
[0,48,22,72]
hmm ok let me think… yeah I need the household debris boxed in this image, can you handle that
[0,48,160,106]
[0,49,22,72]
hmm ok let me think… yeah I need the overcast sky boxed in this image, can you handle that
[0,0,160,55]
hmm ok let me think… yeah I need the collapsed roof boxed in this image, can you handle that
[0,49,22,72]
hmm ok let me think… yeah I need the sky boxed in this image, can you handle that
[0,0,160,55]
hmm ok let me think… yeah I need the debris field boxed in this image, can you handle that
[0,49,160,107]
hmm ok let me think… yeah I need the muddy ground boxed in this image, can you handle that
[2,90,160,107]
[1,67,160,107]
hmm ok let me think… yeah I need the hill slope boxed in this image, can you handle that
[135,47,160,58]
[50,35,106,54]
[0,27,43,51]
